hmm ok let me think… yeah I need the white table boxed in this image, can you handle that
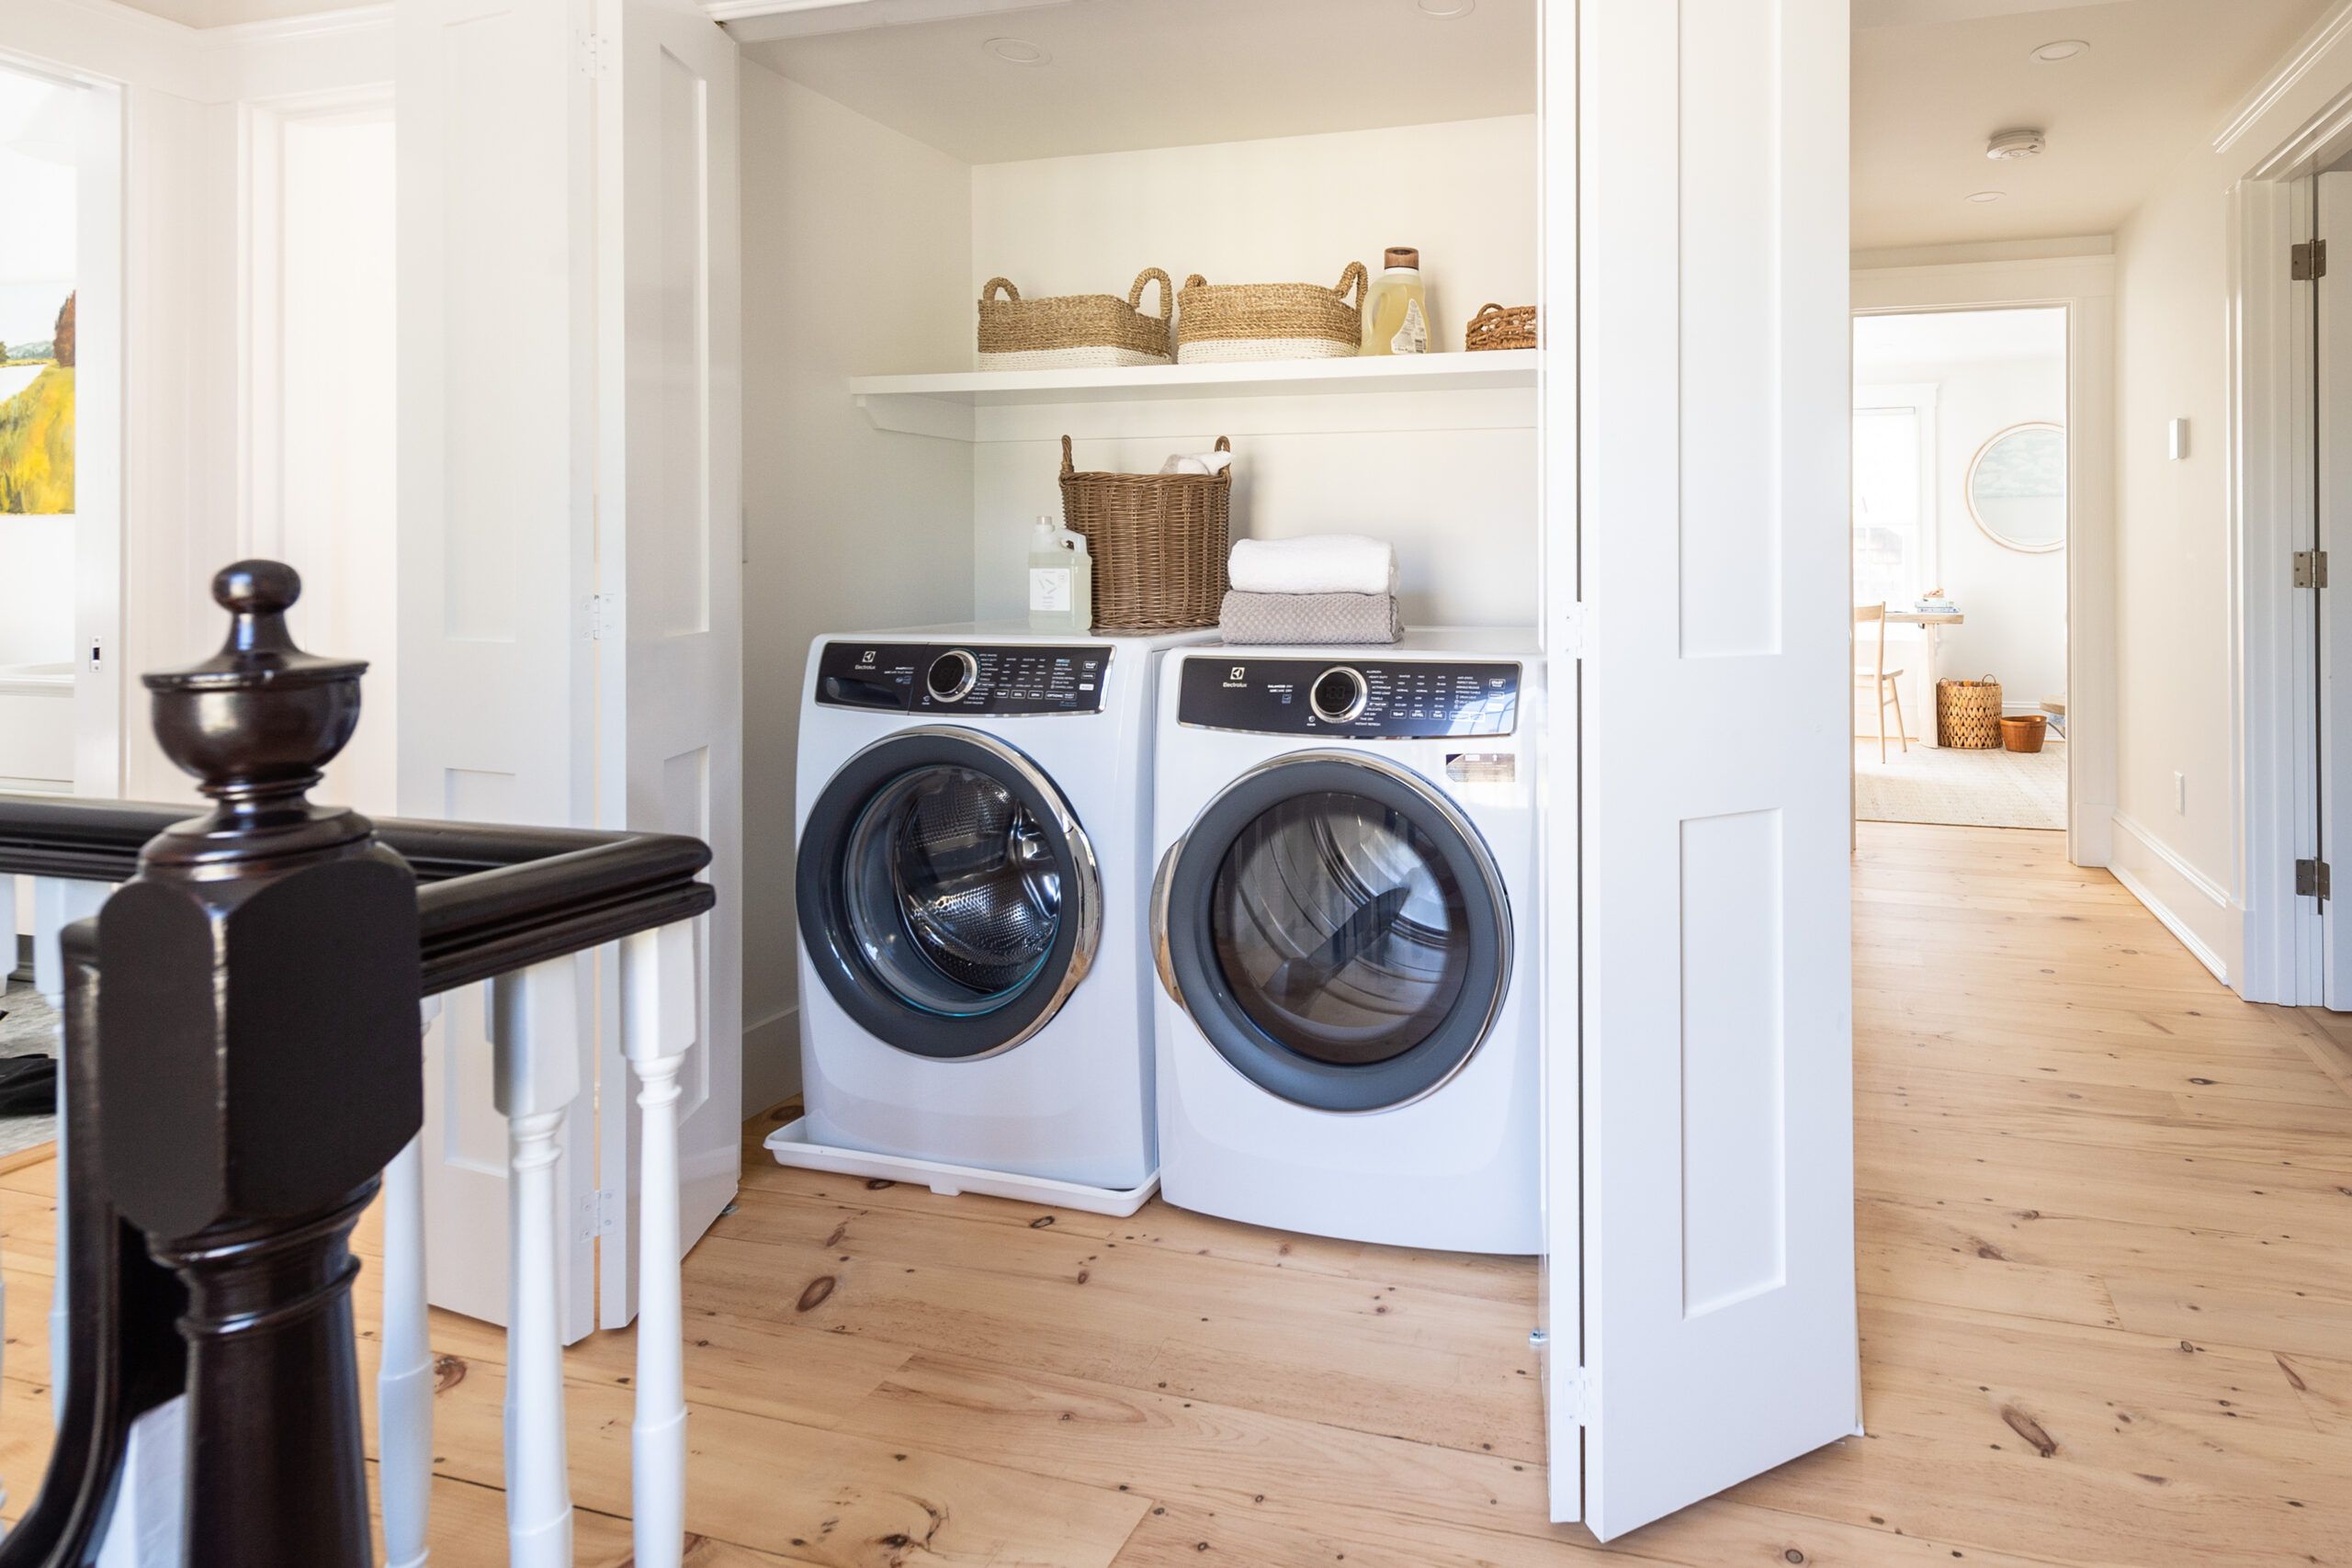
[1884,610,1964,747]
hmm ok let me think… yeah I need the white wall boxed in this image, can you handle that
[0,519,74,666]
[968,116,1539,626]
[1856,312,2068,722]
[2110,154,2241,976]
[739,62,974,1109]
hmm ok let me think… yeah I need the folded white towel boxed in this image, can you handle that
[1159,450,1236,477]
[1228,534,1397,597]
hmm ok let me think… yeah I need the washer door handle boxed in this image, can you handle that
[1149,834,1187,1011]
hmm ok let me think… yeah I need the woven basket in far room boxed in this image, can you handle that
[977,269,1173,369]
[1464,302,1539,352]
[1175,265,1366,364]
[1058,434,1233,631]
[1937,674,2004,750]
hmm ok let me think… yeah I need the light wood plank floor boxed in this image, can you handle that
[5,820,2351,1565]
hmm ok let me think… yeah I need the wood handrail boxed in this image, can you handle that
[0,797,716,995]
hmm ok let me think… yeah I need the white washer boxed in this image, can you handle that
[777,623,1207,1205]
[1148,631,1542,1253]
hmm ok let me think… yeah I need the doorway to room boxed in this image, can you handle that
[1851,305,2068,834]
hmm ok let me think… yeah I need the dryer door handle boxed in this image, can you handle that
[1148,835,1187,1011]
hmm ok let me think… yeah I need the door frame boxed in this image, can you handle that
[1851,263,2117,867]
[2221,10,2352,1006]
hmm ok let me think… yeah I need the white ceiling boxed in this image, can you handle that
[733,0,1537,165]
[1854,305,2066,375]
[1853,0,2335,252]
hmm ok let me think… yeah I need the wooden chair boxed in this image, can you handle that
[1854,603,1907,762]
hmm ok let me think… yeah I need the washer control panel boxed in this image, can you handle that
[814,641,1112,716]
[1180,657,1521,738]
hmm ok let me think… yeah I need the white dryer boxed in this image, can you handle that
[1149,631,1542,1253]
[776,623,1206,1209]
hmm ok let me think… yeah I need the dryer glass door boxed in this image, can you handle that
[1157,752,1510,1112]
[800,728,1102,1059]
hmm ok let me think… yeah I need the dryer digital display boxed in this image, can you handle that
[1178,657,1520,738]
[814,641,1113,716]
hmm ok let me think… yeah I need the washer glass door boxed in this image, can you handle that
[1157,753,1510,1112]
[843,762,1064,1016]
[1210,790,1471,1066]
[800,728,1101,1060]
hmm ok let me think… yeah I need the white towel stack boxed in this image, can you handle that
[1219,536,1404,647]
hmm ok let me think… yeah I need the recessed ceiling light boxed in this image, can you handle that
[1986,128,2046,160]
[1966,190,2007,204]
[2030,39,2089,62]
[1416,0,1477,16]
[984,37,1050,65]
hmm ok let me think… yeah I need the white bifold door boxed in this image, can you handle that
[1549,0,1858,1538]
[2318,172,2352,1008]
[398,0,743,1337]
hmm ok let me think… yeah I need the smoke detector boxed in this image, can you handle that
[1986,129,2046,161]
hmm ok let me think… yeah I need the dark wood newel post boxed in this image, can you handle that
[96,560,423,1566]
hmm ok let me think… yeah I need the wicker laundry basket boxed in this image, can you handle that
[1464,302,1539,352]
[1937,674,2004,750]
[1057,434,1232,631]
[977,269,1173,369]
[1175,265,1366,364]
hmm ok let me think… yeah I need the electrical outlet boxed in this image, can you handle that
[2174,772,2186,814]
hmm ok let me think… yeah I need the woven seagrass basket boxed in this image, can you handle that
[977,269,1173,369]
[1464,301,1539,353]
[1937,673,2004,750]
[1057,434,1232,631]
[1175,265,1366,364]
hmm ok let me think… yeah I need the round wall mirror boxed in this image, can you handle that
[1964,422,2066,553]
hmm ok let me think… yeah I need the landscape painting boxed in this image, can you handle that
[1,64,78,517]
[0,291,74,515]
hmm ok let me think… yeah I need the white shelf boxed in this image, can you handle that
[847,349,1542,442]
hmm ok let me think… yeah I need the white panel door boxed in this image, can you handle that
[1570,0,1856,1539]
[594,0,743,1327]
[2318,174,2352,1008]
[398,0,601,1340]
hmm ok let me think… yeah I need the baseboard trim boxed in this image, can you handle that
[2109,812,2233,985]
[742,1003,801,1113]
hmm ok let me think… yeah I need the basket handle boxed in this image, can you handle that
[1214,436,1231,454]
[1335,262,1368,310]
[982,277,1020,303]
[1472,301,1506,322]
[1129,267,1174,321]
[1061,434,1075,476]
[1182,273,1209,290]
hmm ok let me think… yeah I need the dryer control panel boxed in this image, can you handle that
[814,640,1113,716]
[1179,657,1521,738]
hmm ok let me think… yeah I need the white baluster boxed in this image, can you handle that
[379,995,443,1568]
[491,957,581,1568]
[33,876,109,1415]
[621,923,697,1568]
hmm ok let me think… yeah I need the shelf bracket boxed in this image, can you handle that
[854,393,976,443]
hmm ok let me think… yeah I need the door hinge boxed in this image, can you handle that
[1558,603,1589,660]
[587,592,620,640]
[2295,239,2329,280]
[578,30,609,76]
[578,1188,621,1242]
[2297,858,2332,900]
[2296,548,2330,588]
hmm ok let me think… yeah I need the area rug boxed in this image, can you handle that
[0,977,59,1158]
[1854,736,2065,831]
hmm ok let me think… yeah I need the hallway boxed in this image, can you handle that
[0,826,2347,1562]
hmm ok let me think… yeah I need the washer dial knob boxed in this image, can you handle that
[926,649,979,704]
[1309,665,1370,725]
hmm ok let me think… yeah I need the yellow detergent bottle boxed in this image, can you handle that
[1361,245,1430,355]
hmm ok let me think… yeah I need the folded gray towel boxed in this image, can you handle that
[1218,590,1403,646]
